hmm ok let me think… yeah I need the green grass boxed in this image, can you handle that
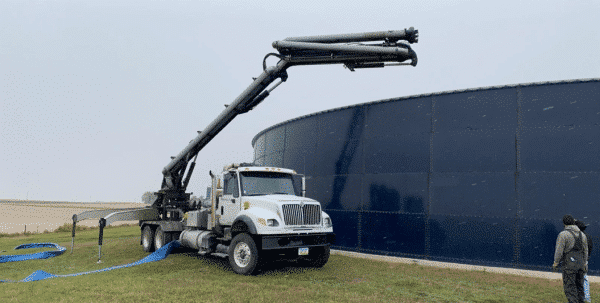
[1,225,597,302]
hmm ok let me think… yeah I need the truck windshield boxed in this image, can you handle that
[240,172,297,196]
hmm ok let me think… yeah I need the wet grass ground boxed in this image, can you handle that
[1,224,597,302]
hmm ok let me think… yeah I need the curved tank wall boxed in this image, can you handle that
[252,78,600,273]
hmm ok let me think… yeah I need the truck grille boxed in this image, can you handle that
[282,204,321,226]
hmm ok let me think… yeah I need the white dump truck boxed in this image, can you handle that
[72,28,419,275]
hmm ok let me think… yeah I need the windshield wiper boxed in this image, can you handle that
[245,193,267,196]
[271,192,291,195]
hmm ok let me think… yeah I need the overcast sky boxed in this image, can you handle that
[1,0,598,203]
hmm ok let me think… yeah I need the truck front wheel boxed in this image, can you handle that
[142,225,155,252]
[228,233,260,275]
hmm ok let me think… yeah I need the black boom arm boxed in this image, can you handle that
[150,28,419,209]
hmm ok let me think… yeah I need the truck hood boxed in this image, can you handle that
[242,194,316,204]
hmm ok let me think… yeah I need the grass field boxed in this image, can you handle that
[1,225,597,302]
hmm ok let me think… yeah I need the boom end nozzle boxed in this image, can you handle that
[405,27,419,44]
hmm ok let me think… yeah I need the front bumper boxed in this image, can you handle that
[261,232,336,250]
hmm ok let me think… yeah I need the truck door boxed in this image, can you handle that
[220,172,241,225]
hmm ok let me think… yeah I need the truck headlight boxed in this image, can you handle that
[324,217,332,227]
[267,219,279,227]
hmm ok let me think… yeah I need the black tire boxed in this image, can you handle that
[228,233,260,275]
[154,226,173,250]
[301,245,330,268]
[142,225,155,252]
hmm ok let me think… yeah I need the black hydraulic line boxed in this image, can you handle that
[263,53,286,71]
[272,41,414,57]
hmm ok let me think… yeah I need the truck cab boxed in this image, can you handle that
[172,163,335,275]
[218,164,333,235]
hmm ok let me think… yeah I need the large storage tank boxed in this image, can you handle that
[252,78,600,273]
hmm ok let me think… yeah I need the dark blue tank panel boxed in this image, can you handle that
[252,79,600,274]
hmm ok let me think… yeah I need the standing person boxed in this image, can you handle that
[576,219,593,303]
[554,214,589,303]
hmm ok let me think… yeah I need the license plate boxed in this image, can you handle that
[298,247,309,256]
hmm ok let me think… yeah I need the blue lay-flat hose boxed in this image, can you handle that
[0,240,180,283]
[0,243,66,263]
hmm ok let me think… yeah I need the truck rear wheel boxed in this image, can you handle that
[228,233,259,275]
[142,225,155,252]
[301,245,330,268]
[154,226,172,250]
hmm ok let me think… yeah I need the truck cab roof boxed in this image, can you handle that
[223,163,297,175]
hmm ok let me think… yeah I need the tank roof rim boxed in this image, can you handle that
[251,78,600,146]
